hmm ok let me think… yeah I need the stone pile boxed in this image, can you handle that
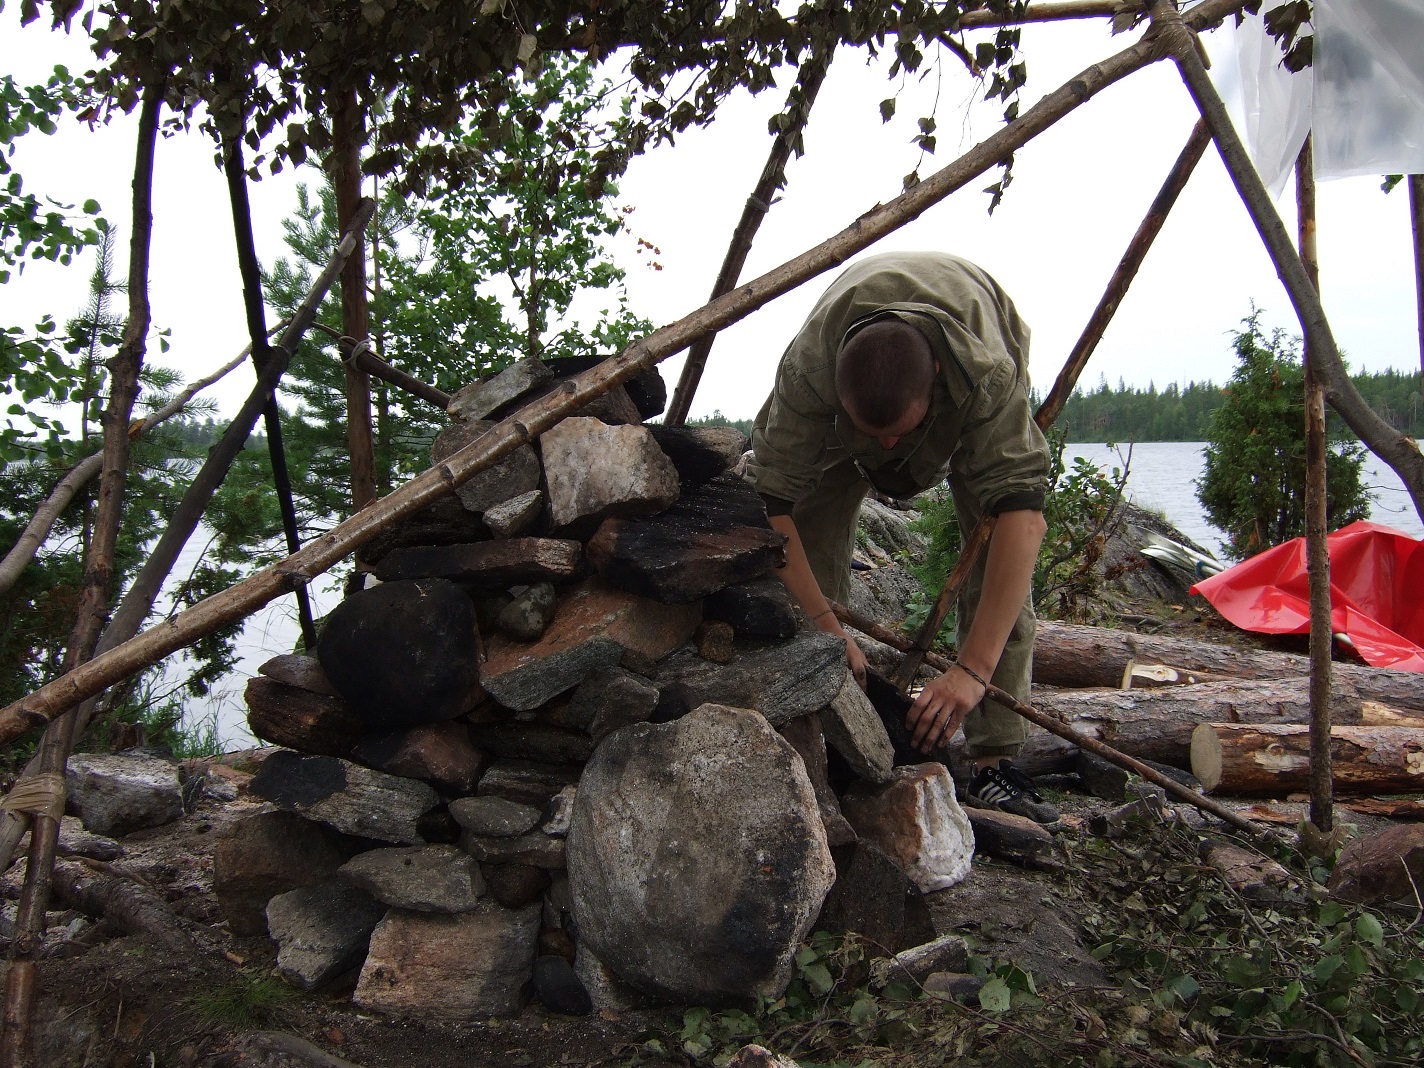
[230,356,976,1019]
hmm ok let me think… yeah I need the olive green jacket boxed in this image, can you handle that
[746,250,1050,514]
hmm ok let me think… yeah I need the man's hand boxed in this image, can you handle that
[843,633,868,689]
[906,664,986,752]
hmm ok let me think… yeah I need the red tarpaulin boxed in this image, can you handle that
[1191,521,1424,672]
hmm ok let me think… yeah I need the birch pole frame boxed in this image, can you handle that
[0,0,1255,748]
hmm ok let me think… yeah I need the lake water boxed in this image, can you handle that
[1064,441,1424,559]
[185,441,1424,749]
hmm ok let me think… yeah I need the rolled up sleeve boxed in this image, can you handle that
[951,360,1050,515]
[745,352,838,507]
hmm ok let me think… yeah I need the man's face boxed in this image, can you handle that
[848,398,931,451]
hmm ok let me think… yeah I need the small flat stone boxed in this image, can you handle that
[484,490,544,538]
[476,760,581,807]
[349,721,486,797]
[245,676,366,758]
[447,357,554,423]
[267,880,385,990]
[432,418,543,514]
[258,654,341,696]
[340,845,486,913]
[449,796,542,838]
[481,862,551,908]
[481,578,701,712]
[565,666,660,739]
[467,722,594,765]
[727,1045,803,1068]
[373,540,582,589]
[541,785,577,838]
[922,971,985,1001]
[646,425,748,487]
[461,830,565,869]
[695,620,736,664]
[883,934,970,985]
[533,954,593,1016]
[964,808,1057,869]
[65,752,183,838]
[247,751,440,846]
[354,902,541,1019]
[705,577,797,640]
[822,672,894,784]
[497,582,559,640]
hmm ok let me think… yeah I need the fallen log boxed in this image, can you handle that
[1009,677,1364,776]
[1034,620,1424,713]
[1191,723,1424,798]
[50,857,211,956]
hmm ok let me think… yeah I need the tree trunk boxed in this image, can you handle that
[0,0,1251,747]
[333,88,377,513]
[1009,677,1364,776]
[1033,620,1424,713]
[0,80,164,1068]
[1192,722,1424,797]
[1410,175,1423,388]
[1150,0,1424,522]
[664,40,834,427]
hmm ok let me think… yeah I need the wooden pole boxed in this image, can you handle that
[1410,175,1424,395]
[0,80,164,1068]
[833,602,1284,846]
[1296,136,1334,838]
[664,42,834,426]
[0,0,1255,747]
[892,119,1213,691]
[1147,0,1424,522]
[332,88,377,514]
[224,136,318,651]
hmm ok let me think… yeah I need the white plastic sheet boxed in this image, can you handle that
[1233,12,1311,199]
[1313,0,1424,179]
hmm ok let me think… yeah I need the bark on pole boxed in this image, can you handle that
[893,118,1212,691]
[1411,175,1424,391]
[1148,0,1424,522]
[0,81,163,1068]
[333,88,377,513]
[664,42,834,427]
[1296,136,1334,838]
[224,136,318,650]
[0,0,1256,747]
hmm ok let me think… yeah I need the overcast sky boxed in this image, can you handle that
[3,9,1420,425]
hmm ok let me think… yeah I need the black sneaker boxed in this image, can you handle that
[965,760,1061,826]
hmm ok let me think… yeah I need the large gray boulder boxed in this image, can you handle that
[567,703,834,1006]
[64,752,183,837]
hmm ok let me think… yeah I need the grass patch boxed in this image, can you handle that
[190,971,298,1031]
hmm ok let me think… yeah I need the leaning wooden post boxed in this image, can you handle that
[0,80,164,1068]
[332,87,378,513]
[1411,175,1424,395]
[1297,136,1335,841]
[892,119,1213,691]
[224,135,319,650]
[664,42,834,426]
[0,0,1258,747]
[1147,0,1424,521]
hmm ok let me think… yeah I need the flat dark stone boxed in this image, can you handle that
[705,577,797,640]
[481,862,551,908]
[587,474,785,604]
[355,496,489,568]
[373,539,583,589]
[533,954,593,1016]
[646,425,748,487]
[245,677,365,758]
[819,840,935,955]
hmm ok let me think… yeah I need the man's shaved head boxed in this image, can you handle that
[835,319,936,431]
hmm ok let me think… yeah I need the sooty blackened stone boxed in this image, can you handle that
[317,578,480,730]
[705,577,797,640]
[533,955,594,1016]
[820,841,935,955]
[646,425,748,487]
[864,671,954,769]
[518,356,666,422]
[248,750,348,809]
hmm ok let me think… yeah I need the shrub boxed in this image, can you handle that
[1197,312,1371,560]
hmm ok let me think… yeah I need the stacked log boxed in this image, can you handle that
[231,357,970,1020]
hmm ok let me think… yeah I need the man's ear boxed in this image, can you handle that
[933,360,940,374]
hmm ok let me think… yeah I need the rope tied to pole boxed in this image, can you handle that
[0,773,65,823]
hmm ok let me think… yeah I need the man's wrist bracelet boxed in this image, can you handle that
[811,608,835,623]
[953,660,989,691]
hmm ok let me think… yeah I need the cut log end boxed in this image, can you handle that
[1190,722,1223,793]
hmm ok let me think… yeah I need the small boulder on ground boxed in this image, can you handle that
[818,840,936,955]
[353,902,542,1019]
[266,880,386,991]
[64,751,183,838]
[213,811,348,937]
[841,764,974,893]
[1327,824,1424,905]
[567,703,834,1006]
